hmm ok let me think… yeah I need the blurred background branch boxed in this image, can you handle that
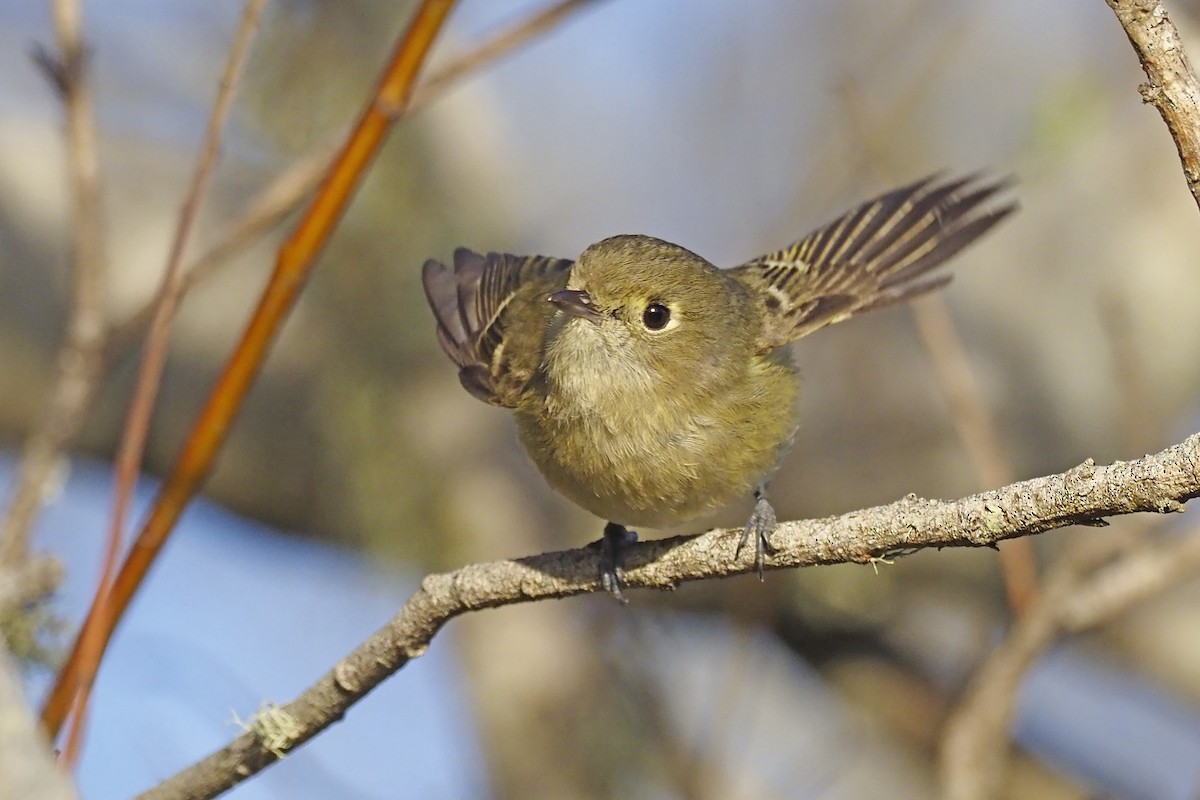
[38,0,457,744]
[58,0,268,770]
[0,0,106,582]
[939,4,1200,796]
[104,0,606,368]
[939,515,1200,799]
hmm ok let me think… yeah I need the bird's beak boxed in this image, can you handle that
[547,289,603,323]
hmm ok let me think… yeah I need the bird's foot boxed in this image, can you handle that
[736,488,777,580]
[600,522,638,603]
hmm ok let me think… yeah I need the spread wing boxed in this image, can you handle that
[729,173,1016,352]
[421,247,573,407]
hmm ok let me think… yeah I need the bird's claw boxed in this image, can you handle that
[736,491,777,580]
[600,522,638,603]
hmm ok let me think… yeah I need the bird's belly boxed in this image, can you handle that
[517,401,791,529]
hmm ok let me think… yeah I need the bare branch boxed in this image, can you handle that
[56,0,268,767]
[1106,0,1200,209]
[911,296,1040,615]
[0,0,108,569]
[104,0,607,368]
[939,515,1200,800]
[408,0,603,110]
[938,571,1067,800]
[936,5,1200,795]
[39,0,460,744]
[138,433,1199,800]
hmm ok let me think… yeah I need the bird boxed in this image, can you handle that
[421,173,1015,598]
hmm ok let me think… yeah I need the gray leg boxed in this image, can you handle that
[600,522,638,603]
[736,485,777,580]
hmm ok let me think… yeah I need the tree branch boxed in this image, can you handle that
[1106,0,1200,209]
[938,514,1200,799]
[38,0,459,741]
[0,0,108,571]
[934,5,1200,795]
[104,0,607,367]
[138,433,1200,800]
[57,0,268,769]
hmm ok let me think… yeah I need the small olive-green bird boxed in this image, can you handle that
[422,174,1014,597]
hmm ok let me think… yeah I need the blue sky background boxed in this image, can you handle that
[6,453,487,799]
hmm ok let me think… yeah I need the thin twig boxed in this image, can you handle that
[0,0,108,570]
[910,297,1040,614]
[102,0,604,369]
[937,4,1200,794]
[939,515,1200,800]
[839,52,1041,615]
[39,0,458,742]
[103,141,340,364]
[58,0,268,767]
[408,0,601,109]
[138,434,1200,800]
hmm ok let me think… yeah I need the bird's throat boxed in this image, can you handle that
[543,320,655,417]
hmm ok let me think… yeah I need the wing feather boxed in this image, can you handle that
[730,174,1016,351]
[422,249,572,406]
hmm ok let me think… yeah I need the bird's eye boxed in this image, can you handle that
[642,302,671,330]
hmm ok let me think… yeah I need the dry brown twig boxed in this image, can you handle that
[0,0,107,584]
[104,0,606,367]
[57,0,269,768]
[22,0,604,772]
[3,0,607,577]
[5,0,603,791]
[18,1,1200,796]
[39,0,460,746]
[838,50,1041,616]
[937,2,1200,797]
[938,515,1200,800]
[137,434,1199,800]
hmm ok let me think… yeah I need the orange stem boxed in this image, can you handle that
[40,0,458,739]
